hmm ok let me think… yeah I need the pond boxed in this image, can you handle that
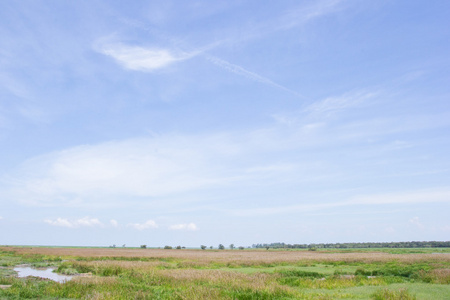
[14,266,73,283]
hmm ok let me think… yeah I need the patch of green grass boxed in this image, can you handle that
[354,262,432,279]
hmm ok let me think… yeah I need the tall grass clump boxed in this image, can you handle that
[415,268,450,284]
[371,288,416,300]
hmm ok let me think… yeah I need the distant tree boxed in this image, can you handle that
[140,245,147,249]
[229,244,235,250]
[238,246,245,250]
[122,244,126,248]
[218,244,225,250]
[164,245,172,249]
[176,245,182,249]
[112,244,116,248]
[210,246,213,249]
[266,246,269,250]
[201,245,207,250]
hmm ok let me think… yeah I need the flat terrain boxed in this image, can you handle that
[7,246,450,262]
[0,246,449,299]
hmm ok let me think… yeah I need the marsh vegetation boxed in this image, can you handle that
[0,246,449,299]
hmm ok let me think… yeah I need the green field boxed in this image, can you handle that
[0,246,449,299]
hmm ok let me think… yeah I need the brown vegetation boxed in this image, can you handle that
[2,246,449,265]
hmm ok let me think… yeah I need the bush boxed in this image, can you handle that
[164,246,172,249]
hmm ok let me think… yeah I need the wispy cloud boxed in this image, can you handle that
[232,188,450,217]
[128,220,158,230]
[3,103,450,209]
[409,217,424,229]
[97,43,196,72]
[110,219,119,227]
[169,223,198,231]
[348,189,450,206]
[2,136,236,207]
[44,217,103,228]
[221,0,346,46]
[207,56,307,99]
[282,0,345,27]
[305,90,378,116]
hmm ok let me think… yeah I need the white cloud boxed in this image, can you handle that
[169,223,198,231]
[110,219,119,227]
[97,43,195,72]
[128,220,158,230]
[5,136,237,206]
[409,217,424,229]
[44,217,103,228]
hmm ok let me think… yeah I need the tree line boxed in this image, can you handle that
[252,241,450,249]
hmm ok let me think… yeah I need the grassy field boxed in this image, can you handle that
[0,246,449,299]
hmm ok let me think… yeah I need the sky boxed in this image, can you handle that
[0,0,449,248]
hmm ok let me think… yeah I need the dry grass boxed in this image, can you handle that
[65,260,292,292]
[418,268,450,284]
[60,259,297,299]
[3,246,449,265]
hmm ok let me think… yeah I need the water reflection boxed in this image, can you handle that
[14,266,73,283]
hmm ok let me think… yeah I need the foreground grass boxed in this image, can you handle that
[0,247,449,299]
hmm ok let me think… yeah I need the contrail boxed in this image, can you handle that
[206,55,309,100]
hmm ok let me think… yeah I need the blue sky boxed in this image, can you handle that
[1,0,449,247]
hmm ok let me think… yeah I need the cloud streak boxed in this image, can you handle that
[206,56,308,99]
[305,90,378,116]
[231,188,450,217]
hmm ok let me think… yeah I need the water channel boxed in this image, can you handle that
[14,266,73,283]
